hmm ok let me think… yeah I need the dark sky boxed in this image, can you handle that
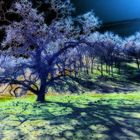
[72,0,140,23]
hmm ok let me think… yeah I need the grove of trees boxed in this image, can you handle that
[0,0,140,102]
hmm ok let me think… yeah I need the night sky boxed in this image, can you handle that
[72,0,140,23]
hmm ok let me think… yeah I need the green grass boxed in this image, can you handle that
[1,92,140,140]
[0,62,140,139]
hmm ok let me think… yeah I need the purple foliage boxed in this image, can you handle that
[0,0,139,102]
[0,0,100,101]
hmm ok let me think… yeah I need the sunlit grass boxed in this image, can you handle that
[0,62,140,139]
[1,91,140,139]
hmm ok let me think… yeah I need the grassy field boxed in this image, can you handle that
[1,92,140,140]
[0,63,140,140]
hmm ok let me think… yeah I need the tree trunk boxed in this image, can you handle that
[86,66,89,75]
[118,64,121,74]
[36,93,45,102]
[36,78,46,103]
[91,59,94,74]
[136,58,140,69]
[108,66,111,75]
[106,63,108,73]
[111,65,114,77]
[101,61,103,76]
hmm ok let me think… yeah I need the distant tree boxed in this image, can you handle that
[124,32,140,69]
[100,32,122,75]
[0,0,100,102]
[86,32,122,75]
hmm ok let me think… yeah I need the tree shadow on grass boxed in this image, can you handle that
[1,98,140,140]
[120,63,140,83]
[68,63,140,94]
[38,100,140,140]
[70,76,137,94]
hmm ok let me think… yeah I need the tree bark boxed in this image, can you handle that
[101,61,103,76]
[36,78,46,102]
[136,58,140,69]
[36,93,45,102]
[91,58,94,74]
